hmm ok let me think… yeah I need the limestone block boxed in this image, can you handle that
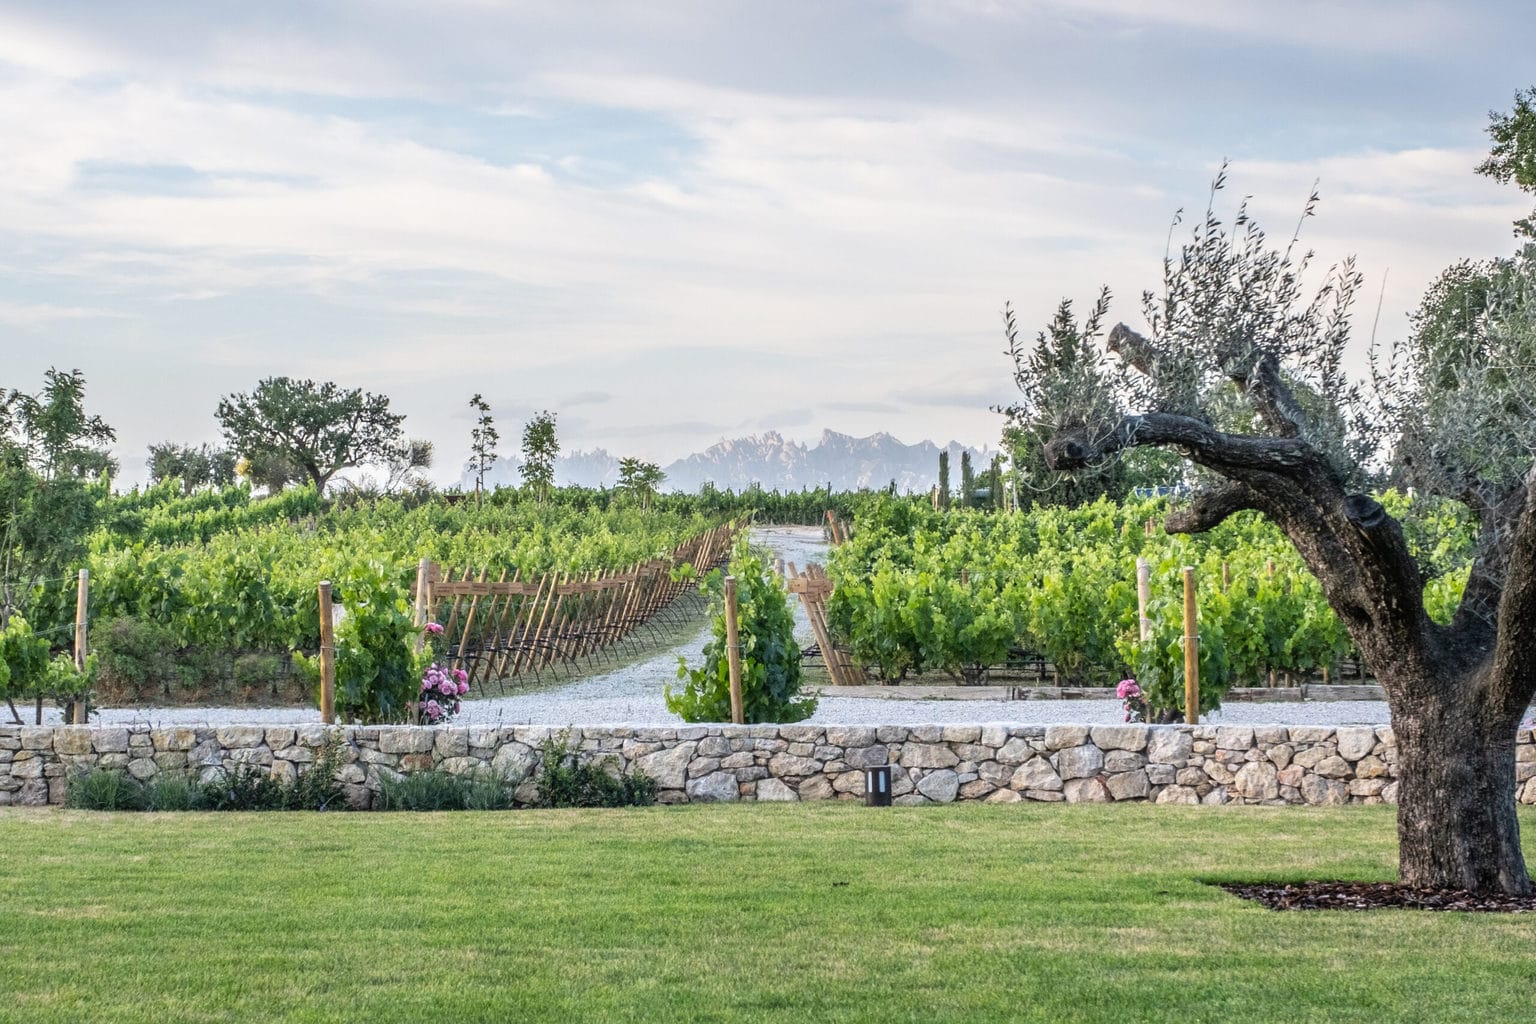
[1056,744,1104,780]
[985,788,1022,804]
[635,742,698,789]
[1044,724,1089,750]
[1063,777,1110,803]
[768,753,822,777]
[797,776,835,801]
[1104,750,1147,773]
[152,727,197,752]
[53,728,91,755]
[996,738,1034,764]
[756,778,798,802]
[1313,755,1353,779]
[215,726,265,749]
[686,772,740,802]
[916,769,960,802]
[1301,775,1349,805]
[900,743,960,769]
[1334,727,1377,762]
[93,729,130,753]
[1233,761,1279,802]
[1155,785,1199,804]
[1105,771,1150,801]
[1090,725,1149,752]
[1146,729,1193,766]
[1215,726,1254,750]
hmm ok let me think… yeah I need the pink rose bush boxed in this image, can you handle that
[1117,678,1147,723]
[414,663,469,724]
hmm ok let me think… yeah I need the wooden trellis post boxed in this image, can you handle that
[724,576,744,724]
[318,581,336,725]
[72,569,89,725]
[1182,566,1198,725]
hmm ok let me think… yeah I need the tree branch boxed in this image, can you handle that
[1043,412,1313,478]
[1165,481,1263,533]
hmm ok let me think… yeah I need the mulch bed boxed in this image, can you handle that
[1221,881,1536,914]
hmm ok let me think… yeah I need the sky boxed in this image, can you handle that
[1,0,1531,485]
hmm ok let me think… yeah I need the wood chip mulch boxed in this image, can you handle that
[1220,881,1536,913]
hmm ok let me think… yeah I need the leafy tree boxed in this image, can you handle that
[0,370,114,721]
[234,449,304,494]
[147,442,237,493]
[937,450,951,509]
[1016,157,1536,893]
[617,457,665,511]
[520,410,558,504]
[216,377,406,496]
[1477,86,1536,238]
[383,439,434,494]
[467,393,499,505]
[959,451,975,508]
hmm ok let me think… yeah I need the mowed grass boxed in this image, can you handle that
[1,805,1533,1024]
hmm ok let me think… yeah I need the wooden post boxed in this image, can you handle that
[1182,566,1198,725]
[318,581,336,725]
[413,557,431,628]
[1221,561,1231,592]
[72,569,89,725]
[724,575,744,724]
[1135,559,1151,643]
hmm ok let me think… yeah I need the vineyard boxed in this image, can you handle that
[824,494,1474,713]
[10,481,794,705]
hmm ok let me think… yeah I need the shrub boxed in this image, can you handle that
[65,769,145,811]
[143,773,208,811]
[92,616,181,700]
[375,768,516,811]
[534,734,656,809]
[667,542,815,724]
[293,565,431,724]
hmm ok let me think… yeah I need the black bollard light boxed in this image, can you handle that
[864,765,892,807]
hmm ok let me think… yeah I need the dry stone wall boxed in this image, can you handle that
[2,722,1534,809]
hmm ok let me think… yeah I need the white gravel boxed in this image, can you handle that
[35,524,1393,728]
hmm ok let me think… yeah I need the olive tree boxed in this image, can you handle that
[216,377,407,496]
[1010,161,1536,893]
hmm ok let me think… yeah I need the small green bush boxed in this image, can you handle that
[535,735,656,809]
[375,768,516,811]
[65,769,145,811]
[667,541,815,724]
[143,773,208,811]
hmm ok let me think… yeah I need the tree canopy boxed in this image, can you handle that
[1009,144,1536,893]
[520,410,558,504]
[216,377,407,496]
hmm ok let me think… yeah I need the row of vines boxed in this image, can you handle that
[824,494,1474,712]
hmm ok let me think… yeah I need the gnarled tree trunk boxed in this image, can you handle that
[1389,673,1531,893]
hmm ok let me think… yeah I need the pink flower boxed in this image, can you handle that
[453,669,467,684]
[425,622,444,635]
[1116,679,1142,700]
[438,680,455,696]
[457,681,469,695]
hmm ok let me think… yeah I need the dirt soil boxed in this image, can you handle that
[1221,880,1536,913]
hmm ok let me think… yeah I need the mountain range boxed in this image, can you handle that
[464,430,991,494]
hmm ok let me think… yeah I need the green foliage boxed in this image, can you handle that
[142,773,208,811]
[827,494,1468,701]
[293,564,428,724]
[217,377,407,495]
[147,442,237,493]
[0,613,52,703]
[520,410,559,503]
[1478,86,1536,238]
[534,734,657,808]
[668,543,814,723]
[467,393,499,500]
[376,768,518,811]
[201,741,342,811]
[65,768,146,811]
[617,457,665,511]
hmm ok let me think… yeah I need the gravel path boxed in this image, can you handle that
[42,525,1394,728]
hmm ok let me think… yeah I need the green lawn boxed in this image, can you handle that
[0,805,1532,1024]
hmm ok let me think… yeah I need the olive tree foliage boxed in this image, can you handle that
[216,377,407,496]
[520,410,559,504]
[1478,86,1536,239]
[1011,159,1536,893]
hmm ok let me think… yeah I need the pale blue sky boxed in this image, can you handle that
[0,1,1530,483]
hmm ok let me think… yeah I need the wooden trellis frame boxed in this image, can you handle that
[786,561,862,687]
[413,521,740,690]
